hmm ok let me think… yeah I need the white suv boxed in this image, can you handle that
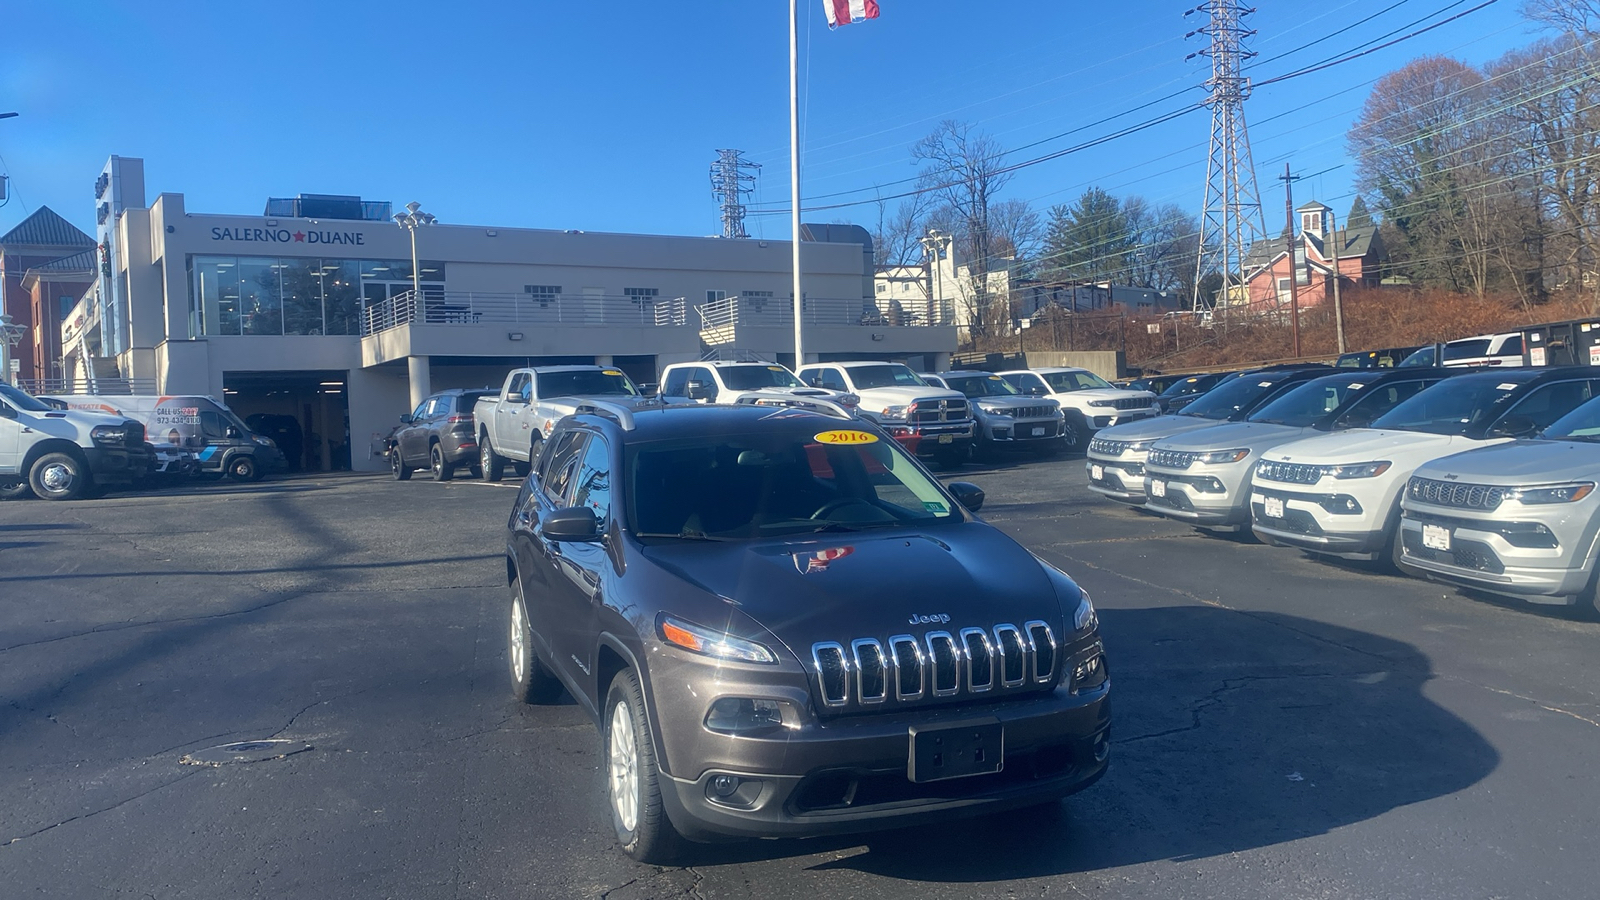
[1252,367,1600,564]
[1399,332,1524,368]
[999,368,1156,446]
[797,361,974,466]
[659,361,857,407]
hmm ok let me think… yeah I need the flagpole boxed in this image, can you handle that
[789,0,805,367]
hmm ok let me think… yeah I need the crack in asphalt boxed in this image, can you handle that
[1116,672,1346,744]
[2,769,204,847]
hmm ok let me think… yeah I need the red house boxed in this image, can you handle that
[1240,202,1385,312]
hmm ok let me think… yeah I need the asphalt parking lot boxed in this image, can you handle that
[2,457,1598,899]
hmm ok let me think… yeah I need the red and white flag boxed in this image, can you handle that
[824,0,879,27]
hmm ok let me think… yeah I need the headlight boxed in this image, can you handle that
[1089,399,1115,408]
[1508,482,1595,504]
[658,615,777,664]
[1328,461,1391,479]
[978,405,1012,419]
[880,405,908,420]
[1073,590,1098,632]
[1196,448,1250,465]
[90,425,127,446]
[254,436,275,447]
[704,697,801,735]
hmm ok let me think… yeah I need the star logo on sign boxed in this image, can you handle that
[293,231,306,242]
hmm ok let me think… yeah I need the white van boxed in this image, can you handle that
[43,394,285,482]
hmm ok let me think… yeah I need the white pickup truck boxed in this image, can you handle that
[473,365,650,481]
[795,360,975,467]
[1,383,148,500]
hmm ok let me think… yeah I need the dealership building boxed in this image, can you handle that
[33,156,956,472]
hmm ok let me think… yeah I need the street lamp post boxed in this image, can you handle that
[392,201,437,313]
[0,314,26,387]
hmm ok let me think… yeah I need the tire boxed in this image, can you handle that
[390,449,412,481]
[933,444,965,470]
[430,443,454,482]
[1576,563,1600,621]
[227,454,261,483]
[1063,413,1090,455]
[603,669,685,865]
[1,481,35,501]
[528,435,545,468]
[480,435,505,483]
[509,576,563,704]
[29,452,90,501]
[512,461,531,478]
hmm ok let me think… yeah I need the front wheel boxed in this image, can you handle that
[509,577,563,703]
[227,454,261,483]
[604,669,685,864]
[29,452,90,501]
[1062,414,1090,454]
[0,481,33,501]
[390,448,412,481]
[430,444,454,481]
[933,444,965,470]
[480,438,504,483]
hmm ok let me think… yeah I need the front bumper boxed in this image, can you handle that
[1085,453,1148,504]
[1142,465,1252,527]
[84,447,135,485]
[1083,409,1155,431]
[1397,506,1598,603]
[655,683,1111,841]
[1249,483,1388,559]
[979,417,1064,444]
[885,421,976,457]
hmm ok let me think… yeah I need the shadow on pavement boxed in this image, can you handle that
[684,605,1498,881]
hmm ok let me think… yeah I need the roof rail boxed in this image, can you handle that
[731,391,856,420]
[572,399,645,431]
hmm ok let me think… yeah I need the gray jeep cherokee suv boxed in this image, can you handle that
[505,400,1111,862]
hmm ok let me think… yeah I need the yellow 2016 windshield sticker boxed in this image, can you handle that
[814,430,878,445]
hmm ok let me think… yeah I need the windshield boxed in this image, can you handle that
[1043,370,1114,392]
[1162,374,1219,397]
[1399,346,1436,367]
[720,365,805,391]
[1543,397,1600,443]
[943,374,1020,398]
[0,383,52,413]
[1248,375,1369,427]
[537,370,640,399]
[847,365,926,389]
[628,429,958,540]
[1180,373,1299,421]
[1369,373,1536,435]
[1443,339,1493,362]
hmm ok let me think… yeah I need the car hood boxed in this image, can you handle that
[637,525,1064,658]
[542,394,655,411]
[1093,415,1230,443]
[1417,440,1600,485]
[1261,429,1487,465]
[1053,388,1154,403]
[1155,421,1311,452]
[970,396,1055,412]
[856,386,965,406]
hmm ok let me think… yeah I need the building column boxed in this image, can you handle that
[407,356,430,410]
[932,352,952,373]
[594,354,614,367]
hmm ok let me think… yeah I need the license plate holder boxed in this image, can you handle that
[908,719,1003,783]
[1422,523,1452,551]
[1263,495,1285,518]
[938,434,954,444]
[1031,426,1047,437]
[1150,479,1167,498]
[1090,464,1104,481]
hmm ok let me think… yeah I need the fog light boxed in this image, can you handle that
[705,697,800,735]
[711,774,741,797]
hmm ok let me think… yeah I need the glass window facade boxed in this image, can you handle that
[189,255,444,337]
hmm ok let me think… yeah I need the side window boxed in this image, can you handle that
[819,368,848,392]
[410,400,430,421]
[1337,380,1432,428]
[539,432,589,505]
[507,373,531,402]
[1506,380,1594,430]
[1501,335,1523,356]
[662,368,689,397]
[571,436,612,531]
[200,411,227,439]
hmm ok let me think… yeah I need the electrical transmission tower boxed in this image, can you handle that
[1187,2,1267,313]
[709,149,760,239]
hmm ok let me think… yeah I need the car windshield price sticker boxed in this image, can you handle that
[1263,496,1284,518]
[814,430,878,445]
[1422,524,1452,551]
[1150,479,1167,497]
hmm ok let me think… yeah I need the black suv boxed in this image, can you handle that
[388,388,496,481]
[506,401,1111,862]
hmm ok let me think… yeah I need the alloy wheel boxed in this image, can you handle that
[608,700,640,833]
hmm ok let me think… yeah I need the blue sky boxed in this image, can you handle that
[0,1,1548,243]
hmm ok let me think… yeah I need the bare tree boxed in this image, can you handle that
[1523,0,1600,34]
[871,193,932,269]
[912,121,1015,335]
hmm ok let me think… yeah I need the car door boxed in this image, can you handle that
[818,367,849,392]
[400,398,433,465]
[661,367,690,399]
[530,430,592,689]
[497,373,532,453]
[552,432,615,708]
[0,400,20,473]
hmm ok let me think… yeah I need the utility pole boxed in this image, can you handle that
[1187,2,1268,317]
[709,149,760,239]
[1329,209,1346,354]
[1279,163,1302,358]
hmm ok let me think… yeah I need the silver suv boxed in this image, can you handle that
[1399,395,1600,617]
[921,372,1065,458]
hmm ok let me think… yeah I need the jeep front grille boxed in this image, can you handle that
[1010,405,1056,419]
[1148,448,1199,469]
[1089,437,1139,456]
[1106,396,1150,411]
[1407,477,1506,511]
[811,620,1056,710]
[1256,460,1325,485]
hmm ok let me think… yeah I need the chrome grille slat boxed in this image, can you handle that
[851,638,887,704]
[960,627,994,692]
[926,631,961,697]
[812,642,849,707]
[993,625,1027,687]
[812,621,1050,711]
[888,634,924,700]
[1025,620,1057,683]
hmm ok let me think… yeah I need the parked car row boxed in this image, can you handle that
[1090,363,1600,617]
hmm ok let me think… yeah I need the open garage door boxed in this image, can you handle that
[223,370,350,471]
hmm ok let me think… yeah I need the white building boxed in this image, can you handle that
[60,157,957,472]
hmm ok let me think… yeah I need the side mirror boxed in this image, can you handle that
[948,481,986,513]
[0,403,15,419]
[1028,385,1048,396]
[399,414,414,424]
[225,426,242,439]
[542,506,603,542]
[1491,414,1540,439]
[1336,410,1374,430]
[686,381,713,401]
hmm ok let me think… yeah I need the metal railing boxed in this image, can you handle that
[19,378,158,396]
[696,295,955,330]
[362,290,694,335]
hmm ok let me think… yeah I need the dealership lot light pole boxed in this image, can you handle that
[393,201,437,308]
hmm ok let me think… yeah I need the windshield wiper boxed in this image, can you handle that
[634,530,733,541]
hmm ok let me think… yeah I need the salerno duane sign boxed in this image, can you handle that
[211,225,367,245]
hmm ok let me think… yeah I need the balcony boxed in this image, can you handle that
[696,295,957,355]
